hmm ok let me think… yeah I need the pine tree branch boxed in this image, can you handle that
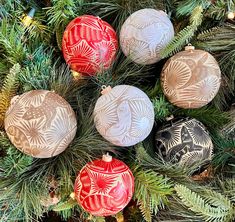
[86,0,166,32]
[175,0,210,16]
[161,6,203,58]
[0,20,26,64]
[173,106,231,130]
[0,64,20,128]
[133,165,173,222]
[175,184,235,222]
[45,0,84,31]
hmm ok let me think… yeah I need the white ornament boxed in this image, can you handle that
[93,85,154,146]
[120,8,174,65]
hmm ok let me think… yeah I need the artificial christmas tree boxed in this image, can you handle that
[0,1,234,222]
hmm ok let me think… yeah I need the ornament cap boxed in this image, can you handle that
[185,44,195,51]
[101,85,112,95]
[166,115,174,121]
[102,153,113,162]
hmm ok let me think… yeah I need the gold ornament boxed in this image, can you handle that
[161,46,221,109]
[4,90,77,158]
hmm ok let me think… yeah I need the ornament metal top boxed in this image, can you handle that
[93,85,154,146]
[120,8,174,65]
[161,45,221,109]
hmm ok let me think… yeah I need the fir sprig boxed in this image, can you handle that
[173,106,231,130]
[0,64,20,128]
[133,166,173,222]
[175,184,235,222]
[161,6,203,58]
[86,0,167,31]
[0,20,26,65]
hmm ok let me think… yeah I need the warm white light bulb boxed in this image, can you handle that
[227,12,235,20]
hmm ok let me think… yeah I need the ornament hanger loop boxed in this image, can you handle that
[185,43,195,51]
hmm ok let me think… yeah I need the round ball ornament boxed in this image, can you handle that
[161,46,221,109]
[74,153,134,216]
[120,8,174,65]
[155,118,213,167]
[62,15,118,76]
[93,85,154,146]
[4,90,77,158]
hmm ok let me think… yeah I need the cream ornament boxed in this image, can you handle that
[120,8,174,65]
[4,90,77,158]
[161,46,221,109]
[93,85,154,146]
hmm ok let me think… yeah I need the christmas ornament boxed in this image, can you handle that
[4,90,77,158]
[155,118,213,167]
[161,45,221,109]
[93,85,154,146]
[62,15,118,76]
[74,153,134,216]
[120,8,174,65]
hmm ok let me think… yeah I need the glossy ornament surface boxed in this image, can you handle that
[120,8,174,64]
[62,15,118,75]
[74,154,134,216]
[5,90,77,158]
[155,118,213,167]
[161,47,221,109]
[93,85,154,146]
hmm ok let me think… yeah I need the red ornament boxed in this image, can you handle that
[62,15,118,76]
[74,153,134,216]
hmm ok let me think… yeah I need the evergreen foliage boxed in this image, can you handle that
[0,0,234,221]
[160,5,203,58]
[133,166,173,222]
[0,64,20,128]
[175,184,235,222]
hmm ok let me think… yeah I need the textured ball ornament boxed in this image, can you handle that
[161,46,221,109]
[93,85,154,146]
[120,8,174,64]
[155,118,213,167]
[74,153,134,216]
[62,15,118,76]
[4,90,77,158]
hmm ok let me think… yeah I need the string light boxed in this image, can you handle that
[227,11,235,20]
[21,8,35,27]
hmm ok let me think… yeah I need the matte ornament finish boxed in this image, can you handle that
[62,15,118,75]
[120,8,174,64]
[93,85,154,146]
[4,90,77,158]
[161,49,221,108]
[74,156,134,216]
[155,118,213,167]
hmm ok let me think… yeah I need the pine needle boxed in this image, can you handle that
[133,165,173,222]
[0,64,20,128]
[161,6,203,58]
[175,184,235,222]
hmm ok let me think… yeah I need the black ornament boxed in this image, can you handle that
[155,118,213,167]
